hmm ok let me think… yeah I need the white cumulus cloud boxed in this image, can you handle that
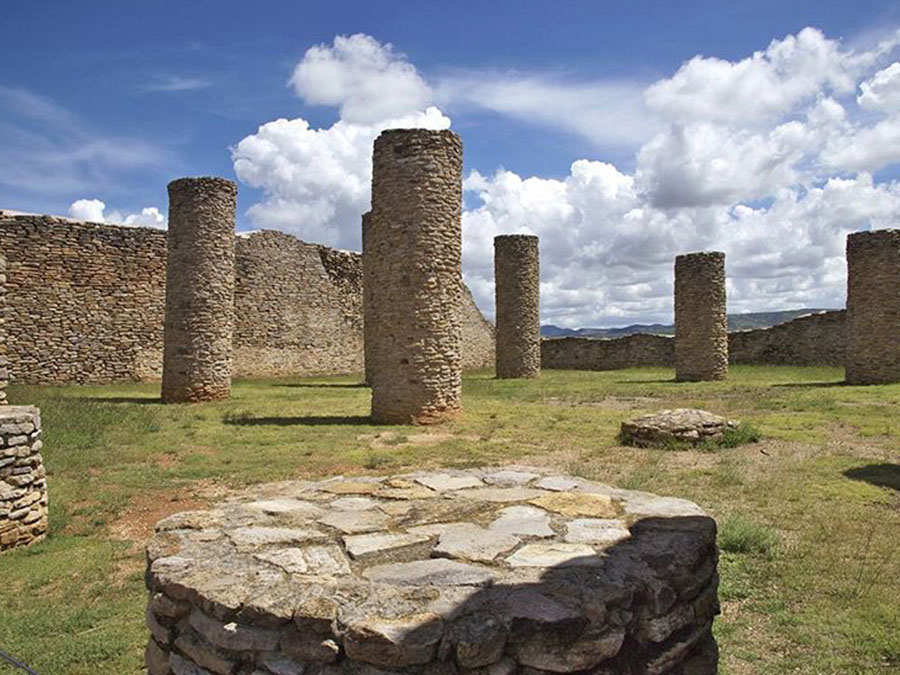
[68,199,166,228]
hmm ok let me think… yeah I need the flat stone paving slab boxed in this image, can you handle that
[145,466,720,675]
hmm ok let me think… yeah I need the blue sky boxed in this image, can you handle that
[2,1,900,326]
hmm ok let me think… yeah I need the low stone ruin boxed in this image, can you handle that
[620,409,738,448]
[145,467,719,675]
[0,406,46,551]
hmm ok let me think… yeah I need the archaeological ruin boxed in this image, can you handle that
[494,234,541,379]
[0,251,6,405]
[674,252,728,382]
[161,177,238,403]
[0,406,46,551]
[367,129,464,424]
[0,210,494,385]
[144,467,720,675]
[361,211,374,386]
[845,229,900,385]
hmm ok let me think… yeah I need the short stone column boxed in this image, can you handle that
[0,251,7,404]
[161,177,237,403]
[494,234,541,378]
[0,406,46,551]
[675,251,728,381]
[362,211,374,386]
[846,230,900,384]
[368,129,463,425]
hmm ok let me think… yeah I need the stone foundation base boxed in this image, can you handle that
[145,467,719,675]
[0,406,47,551]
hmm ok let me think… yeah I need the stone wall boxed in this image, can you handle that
[542,333,675,371]
[542,310,846,371]
[728,310,845,366]
[0,406,46,551]
[494,235,541,379]
[845,230,900,384]
[368,129,464,424]
[162,177,236,403]
[0,251,7,404]
[674,252,728,381]
[0,212,494,384]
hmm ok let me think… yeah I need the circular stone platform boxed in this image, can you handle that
[620,409,738,448]
[145,467,719,675]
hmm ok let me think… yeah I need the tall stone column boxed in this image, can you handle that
[494,234,541,379]
[369,129,463,424]
[161,177,236,403]
[0,251,7,404]
[675,251,728,382]
[361,211,374,386]
[845,229,900,384]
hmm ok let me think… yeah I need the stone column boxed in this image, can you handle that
[0,406,46,551]
[675,251,728,381]
[494,234,541,378]
[161,177,236,403]
[362,211,374,386]
[369,129,463,424]
[845,229,900,384]
[0,251,7,404]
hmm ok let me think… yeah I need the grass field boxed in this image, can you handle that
[1,366,898,674]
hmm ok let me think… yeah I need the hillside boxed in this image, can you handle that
[541,308,835,338]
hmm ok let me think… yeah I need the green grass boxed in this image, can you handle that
[1,365,899,674]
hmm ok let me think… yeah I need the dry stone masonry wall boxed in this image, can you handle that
[162,178,237,403]
[0,251,7,404]
[369,129,464,424]
[845,230,900,384]
[361,212,374,385]
[494,235,541,379]
[144,467,719,675]
[674,252,728,382]
[0,406,46,551]
[0,211,493,384]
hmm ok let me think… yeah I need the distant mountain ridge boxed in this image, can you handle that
[541,308,835,338]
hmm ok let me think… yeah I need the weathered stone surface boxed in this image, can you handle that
[675,251,728,382]
[368,129,464,425]
[145,467,718,674]
[534,475,578,492]
[343,532,431,560]
[564,519,631,545]
[432,524,520,562]
[620,408,738,448]
[529,492,618,518]
[414,473,482,492]
[845,229,900,384]
[489,506,553,538]
[318,510,389,534]
[363,559,495,586]
[161,177,236,403]
[505,542,603,568]
[494,235,541,379]
[0,407,47,552]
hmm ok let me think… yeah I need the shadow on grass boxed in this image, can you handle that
[272,382,368,389]
[844,463,900,491]
[613,378,677,384]
[772,381,847,389]
[224,414,372,427]
[72,396,161,405]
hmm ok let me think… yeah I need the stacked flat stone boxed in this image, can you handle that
[368,130,463,424]
[494,235,541,379]
[674,252,728,382]
[0,406,46,551]
[0,251,7,404]
[145,466,719,675]
[845,230,900,384]
[361,212,374,386]
[162,177,237,403]
[621,409,739,448]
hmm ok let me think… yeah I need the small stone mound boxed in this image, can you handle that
[621,408,738,448]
